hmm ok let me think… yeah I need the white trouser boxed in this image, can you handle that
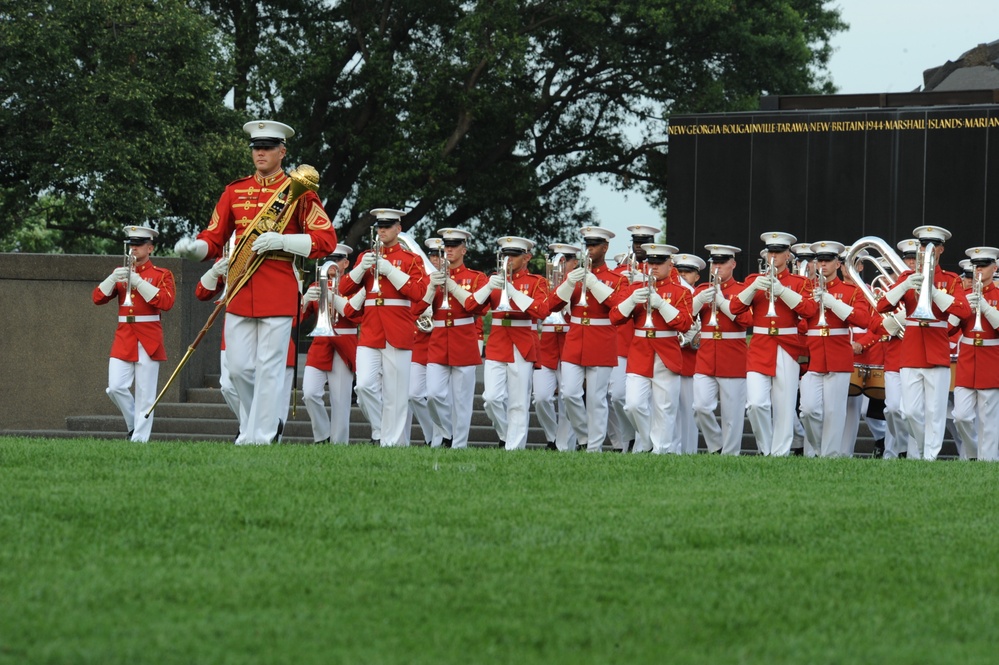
[693,374,746,455]
[675,375,697,454]
[606,356,634,450]
[624,359,682,454]
[946,394,971,459]
[427,363,477,448]
[302,357,353,443]
[952,387,999,460]
[746,347,800,457]
[883,371,909,458]
[899,366,951,460]
[106,343,159,443]
[799,371,851,458]
[225,314,291,445]
[533,366,576,449]
[280,366,293,441]
[559,362,613,452]
[483,350,533,450]
[355,344,412,447]
[406,362,435,446]
[218,348,242,421]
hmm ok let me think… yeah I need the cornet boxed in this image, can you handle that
[308,261,341,337]
[972,271,985,332]
[495,250,513,313]
[122,241,135,307]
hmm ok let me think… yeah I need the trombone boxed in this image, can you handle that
[121,241,135,307]
[308,261,340,337]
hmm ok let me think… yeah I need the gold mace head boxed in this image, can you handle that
[290,164,320,192]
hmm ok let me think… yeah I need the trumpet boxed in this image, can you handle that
[707,265,720,327]
[542,253,568,325]
[972,272,985,332]
[214,233,236,305]
[911,241,937,321]
[122,241,135,307]
[308,261,341,337]
[641,262,655,329]
[765,255,777,317]
[369,226,383,295]
[436,243,450,311]
[814,271,828,327]
[577,251,591,306]
[495,250,514,313]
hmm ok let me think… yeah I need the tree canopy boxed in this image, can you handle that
[0,0,845,254]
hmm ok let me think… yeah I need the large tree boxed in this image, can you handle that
[204,0,845,254]
[0,0,245,253]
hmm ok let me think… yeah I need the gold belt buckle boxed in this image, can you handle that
[645,330,656,338]
[375,297,384,306]
[919,321,929,328]
[713,330,722,340]
[581,317,590,326]
[975,338,984,347]
[554,325,565,333]
[768,325,778,336]
[445,319,453,327]
[125,315,135,323]
[501,318,512,327]
[820,327,829,337]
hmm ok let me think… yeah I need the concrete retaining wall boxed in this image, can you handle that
[0,254,222,430]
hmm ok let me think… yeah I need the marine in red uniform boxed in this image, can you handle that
[729,232,818,456]
[301,245,364,444]
[424,228,490,449]
[481,236,550,450]
[93,225,176,442]
[691,245,753,455]
[610,244,693,454]
[672,252,705,454]
[875,226,971,460]
[547,226,629,452]
[797,241,871,457]
[953,246,999,461]
[534,244,579,451]
[339,208,429,447]
[174,120,336,445]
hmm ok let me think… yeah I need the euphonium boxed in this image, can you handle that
[843,236,908,338]
[308,261,340,337]
[911,241,937,321]
[972,271,985,332]
[707,264,720,327]
[122,241,135,307]
[495,250,514,313]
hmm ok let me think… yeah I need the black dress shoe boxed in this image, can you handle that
[370,438,380,446]
[897,451,907,459]
[126,429,134,440]
[442,438,453,449]
[790,447,804,457]
[271,420,284,444]
[317,438,331,445]
[545,441,557,451]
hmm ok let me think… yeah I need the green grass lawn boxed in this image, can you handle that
[2,437,998,664]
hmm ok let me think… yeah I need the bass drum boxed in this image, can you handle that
[861,365,885,401]
[849,364,866,397]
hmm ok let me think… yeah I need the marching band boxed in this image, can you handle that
[96,119,987,460]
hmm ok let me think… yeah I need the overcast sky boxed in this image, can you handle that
[585,0,999,256]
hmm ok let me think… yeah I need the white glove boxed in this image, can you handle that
[778,286,801,309]
[555,279,576,303]
[488,274,506,291]
[376,258,395,276]
[931,286,955,312]
[98,271,119,296]
[113,267,131,282]
[303,284,321,304]
[752,275,771,291]
[566,267,585,285]
[691,286,714,315]
[588,279,614,303]
[508,287,535,312]
[822,293,853,321]
[174,237,209,261]
[905,271,924,292]
[984,301,999,329]
[429,271,447,287]
[128,271,143,288]
[648,290,665,310]
[209,257,229,280]
[629,287,650,305]
[819,292,838,308]
[770,278,786,298]
[473,282,494,305]
[447,280,473,306]
[332,294,348,316]
[251,231,285,253]
[967,292,982,310]
[882,314,903,337]
[738,278,764,305]
[133,278,159,302]
[883,274,916,307]
[583,273,598,290]
[349,252,377,282]
[656,298,680,322]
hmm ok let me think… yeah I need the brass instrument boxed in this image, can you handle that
[495,250,514,313]
[577,251,591,306]
[308,261,340,337]
[435,242,450,311]
[369,226,383,295]
[395,232,439,332]
[122,241,135,307]
[641,262,655,329]
[146,164,320,418]
[911,241,937,321]
[707,265,720,327]
[213,233,236,305]
[542,253,568,325]
[843,236,909,338]
[814,271,828,327]
[765,255,778,317]
[972,271,985,332]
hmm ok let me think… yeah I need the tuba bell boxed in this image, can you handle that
[308,260,340,337]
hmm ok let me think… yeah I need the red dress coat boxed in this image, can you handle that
[549,263,629,367]
[610,279,693,377]
[429,264,489,366]
[801,277,871,373]
[486,269,550,363]
[92,260,175,362]
[692,278,753,378]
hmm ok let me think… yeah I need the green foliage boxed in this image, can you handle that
[2,438,999,664]
[0,0,247,252]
